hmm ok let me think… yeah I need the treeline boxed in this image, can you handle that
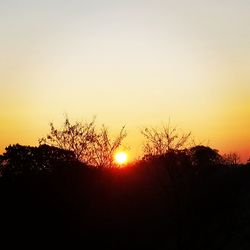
[0,117,249,248]
[1,143,250,249]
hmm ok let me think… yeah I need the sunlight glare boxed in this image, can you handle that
[114,152,128,165]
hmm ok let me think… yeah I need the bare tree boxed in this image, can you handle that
[87,125,127,168]
[141,122,191,157]
[39,117,127,168]
[222,152,241,166]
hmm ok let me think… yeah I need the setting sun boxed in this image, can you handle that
[114,152,128,165]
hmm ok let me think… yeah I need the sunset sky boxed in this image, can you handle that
[1,0,250,161]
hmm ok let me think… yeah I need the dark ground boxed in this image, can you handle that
[1,146,250,249]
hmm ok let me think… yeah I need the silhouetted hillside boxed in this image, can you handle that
[1,144,250,249]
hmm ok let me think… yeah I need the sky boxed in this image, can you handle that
[0,0,250,162]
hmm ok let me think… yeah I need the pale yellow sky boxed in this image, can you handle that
[0,0,250,161]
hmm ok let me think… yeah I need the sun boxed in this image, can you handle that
[114,152,128,165]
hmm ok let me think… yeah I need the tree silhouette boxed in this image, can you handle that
[222,152,241,166]
[189,145,222,169]
[0,144,77,177]
[39,117,127,168]
[88,124,127,168]
[141,122,191,157]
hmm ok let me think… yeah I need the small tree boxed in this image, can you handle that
[141,122,191,157]
[39,117,127,168]
[222,152,241,166]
